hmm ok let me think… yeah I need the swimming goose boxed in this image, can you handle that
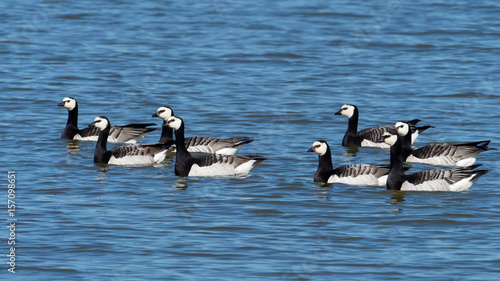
[308,140,390,186]
[335,104,431,148]
[58,97,156,143]
[379,130,488,191]
[90,116,168,165]
[166,116,266,177]
[395,121,495,167]
[153,106,254,155]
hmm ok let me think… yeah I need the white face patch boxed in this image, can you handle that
[311,141,328,156]
[338,104,355,118]
[395,122,409,137]
[156,107,173,121]
[61,97,76,111]
[167,116,182,130]
[92,116,109,130]
[382,132,398,147]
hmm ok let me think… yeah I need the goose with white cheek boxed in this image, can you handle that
[90,116,168,165]
[308,140,390,186]
[153,106,254,155]
[395,121,495,167]
[335,104,431,148]
[379,129,488,191]
[166,116,266,177]
[59,97,156,143]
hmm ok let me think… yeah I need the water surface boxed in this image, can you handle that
[1,0,500,280]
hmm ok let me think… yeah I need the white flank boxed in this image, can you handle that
[73,134,97,141]
[400,174,476,192]
[234,160,257,175]
[411,131,419,144]
[188,163,237,177]
[401,179,452,191]
[187,160,257,177]
[361,139,390,149]
[449,174,476,192]
[328,174,379,186]
[377,175,388,186]
[108,155,155,165]
[455,157,478,167]
[153,150,168,163]
[213,147,239,156]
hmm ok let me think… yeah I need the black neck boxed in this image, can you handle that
[400,130,413,159]
[94,126,111,163]
[342,110,359,146]
[318,147,334,171]
[61,105,79,139]
[67,105,78,128]
[347,109,359,134]
[314,145,335,182]
[387,135,406,190]
[159,120,174,143]
[174,122,189,156]
[173,121,195,176]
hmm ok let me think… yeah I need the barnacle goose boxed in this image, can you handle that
[166,116,266,177]
[58,97,156,143]
[335,104,431,148]
[308,140,390,186]
[153,106,254,155]
[90,116,168,165]
[395,121,495,167]
[379,129,488,191]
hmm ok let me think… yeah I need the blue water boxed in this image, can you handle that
[2,0,500,280]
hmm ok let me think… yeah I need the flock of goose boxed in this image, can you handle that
[59,98,493,191]
[309,104,493,191]
[58,97,266,177]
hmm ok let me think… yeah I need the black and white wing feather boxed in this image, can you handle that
[108,124,157,144]
[188,154,266,176]
[357,127,392,148]
[409,140,494,167]
[180,136,254,155]
[77,124,156,143]
[402,165,487,191]
[108,143,168,165]
[329,164,390,186]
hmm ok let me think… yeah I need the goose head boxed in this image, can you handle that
[307,140,329,156]
[58,97,77,111]
[166,116,183,130]
[334,104,357,119]
[89,116,110,131]
[395,121,410,137]
[378,129,399,147]
[152,106,174,120]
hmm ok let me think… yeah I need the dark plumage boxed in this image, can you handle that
[90,116,168,165]
[396,121,495,167]
[166,116,266,177]
[308,140,390,186]
[335,104,431,148]
[153,106,254,155]
[58,97,156,143]
[379,129,488,191]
